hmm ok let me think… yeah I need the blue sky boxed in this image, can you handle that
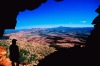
[16,0,100,29]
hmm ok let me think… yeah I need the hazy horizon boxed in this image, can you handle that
[4,25,93,31]
[15,24,93,29]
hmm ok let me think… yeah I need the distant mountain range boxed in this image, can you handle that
[4,26,94,34]
[4,29,28,34]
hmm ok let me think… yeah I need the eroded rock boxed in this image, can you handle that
[0,46,11,66]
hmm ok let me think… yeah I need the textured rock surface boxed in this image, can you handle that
[0,46,11,66]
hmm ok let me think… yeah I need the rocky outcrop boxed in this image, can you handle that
[0,46,11,66]
[85,6,100,49]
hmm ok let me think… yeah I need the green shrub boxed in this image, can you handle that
[0,42,9,50]
[19,49,38,64]
[28,54,38,64]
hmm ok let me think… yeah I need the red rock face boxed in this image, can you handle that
[0,46,11,66]
[0,46,6,55]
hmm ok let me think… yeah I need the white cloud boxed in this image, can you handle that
[80,20,87,23]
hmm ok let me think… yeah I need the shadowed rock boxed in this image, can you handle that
[0,0,64,38]
[0,0,47,38]
[55,0,64,2]
[85,5,100,48]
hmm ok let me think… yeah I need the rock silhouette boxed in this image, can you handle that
[37,6,100,66]
[55,0,64,2]
[85,5,100,48]
[0,0,47,38]
[0,0,64,38]
[84,5,100,65]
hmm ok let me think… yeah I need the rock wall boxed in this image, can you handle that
[0,46,11,66]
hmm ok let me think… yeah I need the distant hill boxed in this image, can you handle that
[4,29,28,34]
[4,27,93,35]
[47,26,93,31]
[45,26,94,35]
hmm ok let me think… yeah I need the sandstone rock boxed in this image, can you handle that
[0,46,11,66]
